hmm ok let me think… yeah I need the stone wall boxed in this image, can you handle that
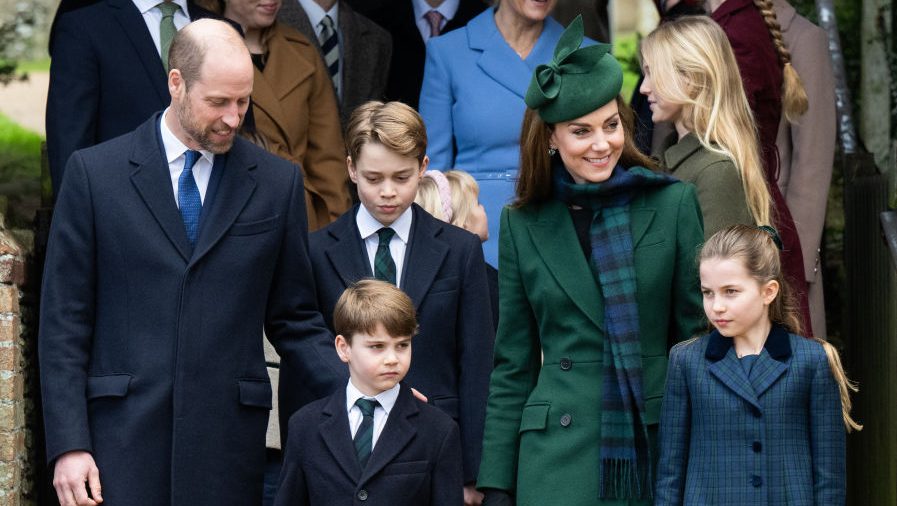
[0,222,27,506]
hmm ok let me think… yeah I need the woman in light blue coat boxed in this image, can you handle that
[419,0,564,266]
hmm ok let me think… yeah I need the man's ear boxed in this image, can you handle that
[168,69,184,99]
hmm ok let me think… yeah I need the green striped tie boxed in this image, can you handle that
[354,398,379,468]
[158,1,180,73]
[374,228,396,284]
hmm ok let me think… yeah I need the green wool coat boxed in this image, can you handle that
[662,133,755,239]
[477,182,706,505]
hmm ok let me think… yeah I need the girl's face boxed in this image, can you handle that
[465,201,489,243]
[224,0,281,33]
[638,62,684,125]
[700,257,779,342]
[549,99,624,184]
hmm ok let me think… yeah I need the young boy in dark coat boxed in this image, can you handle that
[275,280,463,506]
[307,100,494,502]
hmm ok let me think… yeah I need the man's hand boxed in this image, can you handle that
[464,484,484,506]
[53,451,103,506]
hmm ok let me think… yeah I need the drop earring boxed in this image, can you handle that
[548,146,558,156]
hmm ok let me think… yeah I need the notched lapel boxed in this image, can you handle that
[108,0,168,102]
[629,195,656,248]
[325,213,372,287]
[129,121,192,262]
[359,388,418,484]
[401,209,449,308]
[527,202,603,330]
[320,392,362,482]
[749,351,789,398]
[708,347,762,412]
[188,146,257,265]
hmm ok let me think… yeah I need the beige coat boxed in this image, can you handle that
[252,22,350,231]
[774,0,836,336]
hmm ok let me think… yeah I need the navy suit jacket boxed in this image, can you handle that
[656,326,845,505]
[308,204,494,482]
[275,383,463,505]
[39,113,342,505]
[45,0,223,197]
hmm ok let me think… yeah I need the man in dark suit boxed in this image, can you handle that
[277,0,392,125]
[45,0,231,198]
[40,19,342,506]
[346,0,486,109]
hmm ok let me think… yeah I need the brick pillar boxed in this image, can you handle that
[0,225,25,506]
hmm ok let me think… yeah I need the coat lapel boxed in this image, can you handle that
[359,385,418,484]
[749,325,792,397]
[706,331,762,412]
[324,208,373,287]
[129,115,192,262]
[188,140,257,266]
[277,0,318,49]
[108,0,168,103]
[527,201,603,330]
[319,390,362,482]
[401,207,449,309]
[629,193,656,248]
[468,9,535,99]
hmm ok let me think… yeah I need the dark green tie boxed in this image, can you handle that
[374,227,397,284]
[158,1,180,73]
[354,398,379,468]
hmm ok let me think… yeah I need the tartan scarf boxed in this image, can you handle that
[552,163,676,500]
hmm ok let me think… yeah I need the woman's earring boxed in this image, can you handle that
[548,146,558,156]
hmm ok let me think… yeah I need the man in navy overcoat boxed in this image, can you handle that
[39,19,342,506]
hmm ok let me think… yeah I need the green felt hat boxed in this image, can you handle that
[524,16,623,124]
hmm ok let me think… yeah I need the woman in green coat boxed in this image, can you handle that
[477,17,705,506]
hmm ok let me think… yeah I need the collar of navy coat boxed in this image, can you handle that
[108,0,171,103]
[324,203,449,310]
[130,112,258,265]
[705,324,793,413]
[319,382,419,484]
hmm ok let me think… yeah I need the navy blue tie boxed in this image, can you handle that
[178,150,202,245]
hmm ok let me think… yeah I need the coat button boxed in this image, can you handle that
[750,406,762,418]
[751,475,762,488]
[752,441,762,453]
[357,489,368,501]
[560,358,572,370]
[560,414,572,427]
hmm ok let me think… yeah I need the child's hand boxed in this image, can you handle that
[411,387,428,403]
[464,484,484,505]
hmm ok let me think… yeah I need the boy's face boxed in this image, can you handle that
[335,323,412,397]
[348,142,428,226]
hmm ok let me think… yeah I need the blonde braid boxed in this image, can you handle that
[752,0,808,122]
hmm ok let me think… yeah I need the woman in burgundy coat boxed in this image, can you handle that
[708,0,813,334]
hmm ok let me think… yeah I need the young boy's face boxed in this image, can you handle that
[335,323,412,397]
[348,142,428,226]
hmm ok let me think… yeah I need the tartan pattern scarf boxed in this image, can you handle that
[552,163,676,499]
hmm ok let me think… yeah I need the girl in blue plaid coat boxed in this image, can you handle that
[655,225,860,505]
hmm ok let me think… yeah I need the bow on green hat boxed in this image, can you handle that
[525,15,623,124]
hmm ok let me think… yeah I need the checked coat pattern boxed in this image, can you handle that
[655,326,845,505]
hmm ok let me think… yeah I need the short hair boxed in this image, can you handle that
[345,101,427,164]
[333,280,418,342]
[168,19,243,89]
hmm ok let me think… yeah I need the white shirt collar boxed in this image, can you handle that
[297,0,339,31]
[411,0,460,23]
[345,379,401,416]
[133,0,190,16]
[356,205,413,245]
[160,108,214,166]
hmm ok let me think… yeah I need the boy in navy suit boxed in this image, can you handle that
[304,100,493,503]
[276,280,463,505]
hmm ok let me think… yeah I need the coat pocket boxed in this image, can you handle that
[518,402,550,433]
[237,378,273,409]
[228,215,280,236]
[429,276,459,295]
[86,374,132,400]
[380,460,430,476]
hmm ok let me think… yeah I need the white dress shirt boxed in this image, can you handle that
[356,205,413,287]
[132,0,191,57]
[346,380,400,450]
[160,108,214,206]
[412,0,459,42]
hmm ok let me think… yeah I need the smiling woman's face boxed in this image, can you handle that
[549,99,624,184]
[500,0,558,24]
[224,0,281,32]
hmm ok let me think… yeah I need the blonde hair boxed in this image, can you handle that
[700,225,862,432]
[641,16,772,227]
[515,96,658,206]
[333,279,419,342]
[751,0,808,122]
[415,170,482,229]
[345,101,427,164]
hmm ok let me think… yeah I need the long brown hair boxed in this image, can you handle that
[700,225,862,432]
[514,96,657,207]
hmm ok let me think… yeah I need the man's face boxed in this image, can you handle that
[170,54,253,153]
